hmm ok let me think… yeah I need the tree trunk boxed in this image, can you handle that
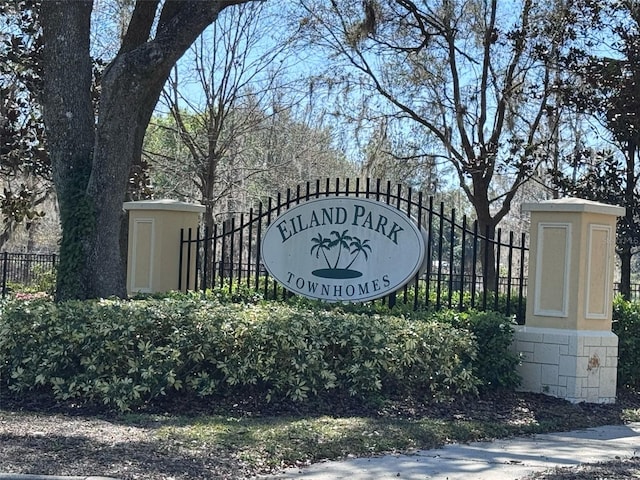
[40,1,95,300]
[619,245,632,300]
[202,202,215,289]
[471,175,499,292]
[477,216,498,293]
[619,141,637,300]
[84,55,170,298]
[40,1,246,300]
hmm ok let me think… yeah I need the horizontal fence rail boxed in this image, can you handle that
[180,178,529,321]
[1,252,57,298]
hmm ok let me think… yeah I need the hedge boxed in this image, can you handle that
[0,296,518,411]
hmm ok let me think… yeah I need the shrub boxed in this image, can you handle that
[613,295,640,389]
[0,297,489,411]
[0,298,195,410]
[180,281,527,322]
[5,264,57,297]
[433,310,521,390]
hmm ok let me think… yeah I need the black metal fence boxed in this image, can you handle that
[614,283,640,302]
[1,252,57,297]
[180,178,529,321]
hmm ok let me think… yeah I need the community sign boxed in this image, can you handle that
[261,197,426,302]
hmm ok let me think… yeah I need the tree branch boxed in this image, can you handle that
[119,0,159,55]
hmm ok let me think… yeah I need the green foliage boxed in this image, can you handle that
[613,295,640,389]
[55,190,94,301]
[0,298,191,410]
[433,310,521,390]
[0,296,493,411]
[196,278,526,322]
[0,1,50,231]
[7,264,57,296]
[32,263,57,294]
[199,285,522,392]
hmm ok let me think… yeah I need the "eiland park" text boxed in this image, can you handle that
[275,204,405,245]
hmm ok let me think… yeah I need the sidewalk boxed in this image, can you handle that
[266,422,640,480]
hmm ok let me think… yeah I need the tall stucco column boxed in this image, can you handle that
[515,198,624,404]
[124,200,204,295]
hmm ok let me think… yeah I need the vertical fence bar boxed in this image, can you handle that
[195,227,201,292]
[203,226,209,292]
[518,232,527,324]
[414,191,424,311]
[237,214,244,288]
[394,185,406,304]
[228,218,236,294]
[281,191,291,301]
[247,209,254,289]
[494,228,501,311]
[436,202,445,309]
[268,197,277,299]
[185,228,193,291]
[212,224,218,288]
[482,225,490,310]
[263,199,272,298]
[178,229,184,291]
[255,203,263,292]
[220,221,228,288]
[506,231,514,317]
[1,252,7,297]
[447,208,455,308]
[272,193,281,299]
[459,216,467,311]
[471,221,478,309]
[425,196,434,308]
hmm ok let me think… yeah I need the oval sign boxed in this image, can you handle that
[261,197,426,302]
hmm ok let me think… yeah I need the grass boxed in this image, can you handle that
[152,415,490,469]
[2,389,639,477]
[108,390,640,474]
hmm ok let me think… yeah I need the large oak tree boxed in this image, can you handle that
[295,0,574,287]
[553,0,640,299]
[39,0,254,300]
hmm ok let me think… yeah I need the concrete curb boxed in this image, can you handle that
[0,476,120,480]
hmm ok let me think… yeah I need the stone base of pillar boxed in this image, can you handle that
[512,326,618,404]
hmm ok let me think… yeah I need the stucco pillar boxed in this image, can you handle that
[124,200,204,295]
[514,198,624,403]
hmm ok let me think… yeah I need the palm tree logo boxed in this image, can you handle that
[310,229,372,279]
